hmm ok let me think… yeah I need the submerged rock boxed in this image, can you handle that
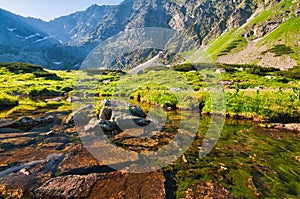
[115,115,151,130]
[185,181,236,199]
[128,104,147,118]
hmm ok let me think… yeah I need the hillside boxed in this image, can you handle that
[0,0,299,69]
[207,0,300,69]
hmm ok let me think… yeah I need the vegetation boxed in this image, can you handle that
[0,92,18,108]
[167,118,300,198]
[261,44,294,57]
[206,0,300,64]
[0,61,299,198]
[1,62,299,120]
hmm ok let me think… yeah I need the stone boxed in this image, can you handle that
[283,123,300,132]
[115,116,151,130]
[84,118,119,133]
[66,96,81,103]
[45,97,62,102]
[18,117,35,126]
[99,108,112,120]
[35,173,99,198]
[57,145,102,174]
[19,168,30,176]
[35,171,166,199]
[65,105,95,126]
[128,104,147,118]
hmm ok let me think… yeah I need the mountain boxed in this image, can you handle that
[0,0,299,70]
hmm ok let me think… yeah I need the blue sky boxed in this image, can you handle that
[0,0,123,21]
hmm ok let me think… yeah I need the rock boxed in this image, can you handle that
[34,115,55,124]
[46,130,55,136]
[99,119,119,132]
[66,96,81,103]
[64,105,95,126]
[185,181,236,199]
[35,171,166,199]
[99,108,113,120]
[35,173,99,198]
[19,168,30,176]
[128,104,147,118]
[45,97,62,102]
[0,119,16,128]
[84,118,119,133]
[283,123,300,132]
[18,116,54,127]
[18,116,35,126]
[63,114,74,125]
[215,68,226,73]
[116,116,151,130]
[84,118,101,132]
[57,145,102,175]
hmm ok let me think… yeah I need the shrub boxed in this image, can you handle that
[278,66,300,79]
[171,63,196,72]
[28,88,61,97]
[261,44,294,57]
[0,62,44,74]
[0,92,19,108]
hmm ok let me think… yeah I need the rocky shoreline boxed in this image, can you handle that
[0,100,299,198]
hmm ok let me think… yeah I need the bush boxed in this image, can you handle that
[28,88,61,97]
[171,63,196,72]
[278,66,300,79]
[33,71,61,80]
[261,44,294,57]
[0,92,19,108]
[0,62,44,74]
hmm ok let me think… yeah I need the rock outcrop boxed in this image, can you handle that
[34,171,166,199]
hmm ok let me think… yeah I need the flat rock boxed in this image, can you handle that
[284,123,300,132]
[35,171,166,199]
[57,145,102,174]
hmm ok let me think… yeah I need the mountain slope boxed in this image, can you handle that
[0,0,299,69]
[207,0,300,69]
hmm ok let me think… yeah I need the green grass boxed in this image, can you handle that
[205,0,300,63]
[259,16,300,63]
[206,28,247,59]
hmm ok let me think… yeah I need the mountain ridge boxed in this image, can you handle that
[0,0,299,70]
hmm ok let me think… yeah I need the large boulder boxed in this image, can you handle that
[34,171,166,199]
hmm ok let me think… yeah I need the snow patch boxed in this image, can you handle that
[7,28,17,32]
[15,34,24,39]
[25,33,40,40]
[34,35,54,43]
[53,61,63,65]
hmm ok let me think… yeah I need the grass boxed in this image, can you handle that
[205,0,300,64]
[0,61,300,198]
[207,28,248,59]
[259,16,300,63]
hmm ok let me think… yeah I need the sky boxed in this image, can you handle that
[0,0,123,21]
